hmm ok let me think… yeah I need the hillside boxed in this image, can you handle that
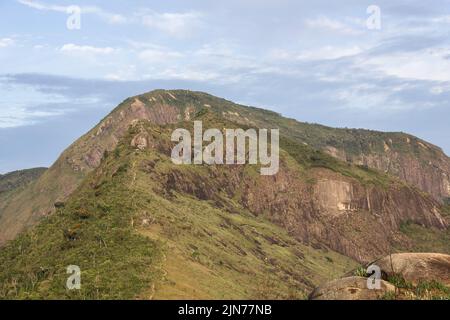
[0,105,449,299]
[1,90,449,247]
[0,168,47,237]
[0,168,46,194]
[0,116,358,299]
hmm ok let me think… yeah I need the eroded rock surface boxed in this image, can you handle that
[309,276,395,300]
[372,253,450,286]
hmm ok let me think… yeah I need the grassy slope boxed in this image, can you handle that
[0,150,163,299]
[0,168,47,194]
[0,168,47,212]
[132,164,356,299]
[0,168,48,235]
[0,118,358,299]
[395,201,450,254]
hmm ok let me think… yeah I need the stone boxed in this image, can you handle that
[373,253,450,286]
[309,276,395,300]
[131,132,149,150]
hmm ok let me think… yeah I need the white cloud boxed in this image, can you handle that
[103,64,137,81]
[17,0,66,12]
[17,0,126,24]
[305,16,363,35]
[0,38,15,48]
[140,11,203,37]
[361,47,450,82]
[432,15,450,24]
[0,81,70,128]
[0,107,66,128]
[269,45,364,62]
[334,87,406,112]
[60,44,116,55]
[194,42,235,58]
[138,48,183,63]
[0,77,105,128]
[150,68,219,82]
[82,6,127,24]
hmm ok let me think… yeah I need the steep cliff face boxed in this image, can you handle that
[323,143,450,202]
[129,117,447,263]
[240,167,445,262]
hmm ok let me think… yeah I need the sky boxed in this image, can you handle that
[1,0,450,173]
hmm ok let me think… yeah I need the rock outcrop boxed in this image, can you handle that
[310,253,450,300]
[372,253,450,286]
[235,166,446,262]
[324,146,450,202]
[309,276,395,300]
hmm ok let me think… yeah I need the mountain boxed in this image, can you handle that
[0,167,47,219]
[1,90,450,247]
[0,168,46,194]
[0,90,449,299]
[0,168,47,241]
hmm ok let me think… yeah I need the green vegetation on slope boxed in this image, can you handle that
[0,168,49,243]
[399,221,450,255]
[279,137,393,188]
[382,277,450,300]
[0,120,358,300]
[0,168,47,194]
[121,123,358,299]
[194,109,395,188]
[0,150,162,299]
[141,90,444,160]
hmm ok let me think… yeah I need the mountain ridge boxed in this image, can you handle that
[1,89,449,247]
[0,168,47,194]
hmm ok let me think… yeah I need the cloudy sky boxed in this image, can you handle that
[1,0,450,173]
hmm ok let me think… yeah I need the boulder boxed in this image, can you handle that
[373,253,450,285]
[131,132,149,150]
[309,276,395,300]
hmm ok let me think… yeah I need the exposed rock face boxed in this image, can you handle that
[131,132,150,150]
[324,144,450,202]
[235,167,446,262]
[82,98,180,170]
[309,276,395,300]
[372,253,450,286]
[157,153,446,262]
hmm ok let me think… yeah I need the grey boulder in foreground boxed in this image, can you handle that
[373,252,450,286]
[309,253,450,300]
[309,276,395,300]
